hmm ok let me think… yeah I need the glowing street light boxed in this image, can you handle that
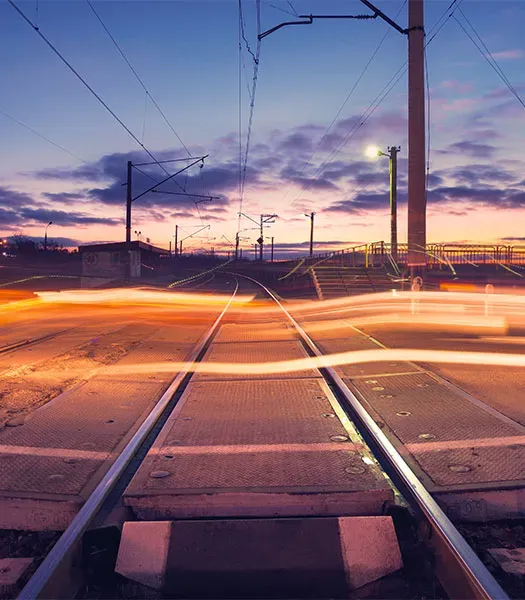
[366,145,400,260]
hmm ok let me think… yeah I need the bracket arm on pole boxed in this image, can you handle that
[359,0,407,34]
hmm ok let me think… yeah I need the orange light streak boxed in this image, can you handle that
[100,348,525,378]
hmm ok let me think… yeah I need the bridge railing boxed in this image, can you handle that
[301,243,525,270]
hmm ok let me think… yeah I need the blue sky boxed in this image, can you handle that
[1,0,524,255]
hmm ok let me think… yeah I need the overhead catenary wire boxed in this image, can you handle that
[0,108,87,164]
[8,0,176,180]
[278,0,407,208]
[11,0,209,227]
[238,0,262,232]
[86,0,209,226]
[280,0,466,210]
[85,0,192,155]
[454,8,525,111]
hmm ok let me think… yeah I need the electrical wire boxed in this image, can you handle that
[238,0,262,232]
[86,0,213,227]
[0,109,87,163]
[8,0,191,189]
[238,2,243,234]
[424,45,431,199]
[454,8,525,110]
[281,0,466,209]
[86,0,192,155]
[260,1,297,17]
[279,0,407,208]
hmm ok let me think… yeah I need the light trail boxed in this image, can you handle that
[36,288,255,307]
[84,347,525,377]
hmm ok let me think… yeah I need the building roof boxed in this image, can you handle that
[78,240,169,255]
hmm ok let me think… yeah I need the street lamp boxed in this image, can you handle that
[366,145,400,261]
[44,221,53,251]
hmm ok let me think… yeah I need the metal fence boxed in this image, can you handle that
[304,242,525,270]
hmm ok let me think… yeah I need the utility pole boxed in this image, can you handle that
[271,236,274,262]
[259,1,426,273]
[125,161,132,244]
[179,240,182,256]
[305,212,315,257]
[407,0,426,273]
[169,241,172,255]
[235,232,240,260]
[174,225,178,258]
[44,221,53,252]
[259,215,264,261]
[239,212,278,262]
[388,147,400,261]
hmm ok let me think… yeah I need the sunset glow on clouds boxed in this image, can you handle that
[1,0,524,256]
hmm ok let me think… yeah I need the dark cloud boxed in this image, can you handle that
[6,235,80,247]
[19,207,122,226]
[426,173,444,187]
[42,192,86,203]
[277,132,313,155]
[0,207,20,225]
[322,161,371,181]
[447,141,496,159]
[435,164,516,185]
[327,192,390,214]
[0,186,35,208]
[354,172,395,187]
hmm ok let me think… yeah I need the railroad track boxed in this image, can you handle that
[15,276,509,599]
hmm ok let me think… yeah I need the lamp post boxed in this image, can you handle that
[44,221,53,251]
[366,145,400,261]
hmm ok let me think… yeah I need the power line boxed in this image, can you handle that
[85,0,192,154]
[454,8,525,111]
[238,0,262,231]
[279,0,407,208]
[424,45,431,198]
[280,0,465,208]
[8,0,178,180]
[0,109,87,163]
[260,1,296,17]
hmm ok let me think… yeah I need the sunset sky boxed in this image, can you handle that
[1,0,524,257]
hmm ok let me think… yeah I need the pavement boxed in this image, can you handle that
[295,298,525,521]
[123,296,393,520]
[0,278,235,529]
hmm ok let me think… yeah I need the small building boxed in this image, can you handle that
[78,241,169,287]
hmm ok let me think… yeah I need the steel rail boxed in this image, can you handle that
[0,328,78,355]
[239,273,508,600]
[18,282,239,600]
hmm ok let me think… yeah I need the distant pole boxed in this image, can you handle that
[271,236,274,262]
[174,225,178,258]
[179,240,182,256]
[44,221,52,251]
[259,215,264,261]
[388,147,400,261]
[125,161,132,244]
[407,0,426,272]
[254,243,257,259]
[240,248,243,259]
[308,212,315,257]
[235,232,239,260]
[169,240,172,255]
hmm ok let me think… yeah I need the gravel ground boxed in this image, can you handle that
[458,520,525,599]
[0,324,151,427]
